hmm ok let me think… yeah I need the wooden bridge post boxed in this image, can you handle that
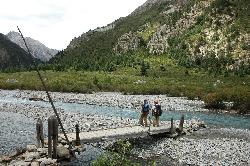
[48,117,52,158]
[53,118,58,159]
[75,124,81,146]
[179,114,185,132]
[36,118,44,148]
[170,118,174,134]
[48,116,58,159]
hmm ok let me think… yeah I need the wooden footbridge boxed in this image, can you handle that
[37,115,184,159]
[58,117,182,145]
[59,125,173,144]
[36,116,183,160]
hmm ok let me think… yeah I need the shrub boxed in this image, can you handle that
[92,140,139,166]
[229,91,250,114]
[140,61,150,76]
[160,64,166,71]
[203,92,226,109]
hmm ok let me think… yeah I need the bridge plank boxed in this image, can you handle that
[59,125,171,143]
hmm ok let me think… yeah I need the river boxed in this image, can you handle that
[0,90,249,165]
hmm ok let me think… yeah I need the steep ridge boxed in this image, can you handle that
[131,0,171,15]
[7,31,58,62]
[51,0,250,74]
[0,33,33,70]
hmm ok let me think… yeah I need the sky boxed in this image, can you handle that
[0,0,147,50]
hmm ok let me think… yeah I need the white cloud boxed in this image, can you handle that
[0,0,147,50]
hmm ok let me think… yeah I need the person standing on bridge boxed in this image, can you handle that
[139,99,150,127]
[152,100,162,127]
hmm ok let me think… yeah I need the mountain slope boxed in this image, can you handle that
[50,0,250,75]
[7,31,58,62]
[0,33,33,70]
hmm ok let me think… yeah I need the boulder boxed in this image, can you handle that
[30,161,40,166]
[27,145,37,152]
[72,145,86,153]
[0,156,12,162]
[9,160,30,166]
[59,139,68,145]
[37,148,48,156]
[9,148,26,158]
[43,139,48,146]
[57,146,71,159]
[24,152,40,162]
[37,158,57,166]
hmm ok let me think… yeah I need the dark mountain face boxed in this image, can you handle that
[51,0,249,74]
[0,33,33,70]
[6,31,58,62]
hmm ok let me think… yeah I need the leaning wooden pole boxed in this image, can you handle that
[17,26,72,150]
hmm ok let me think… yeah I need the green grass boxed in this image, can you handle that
[1,58,249,100]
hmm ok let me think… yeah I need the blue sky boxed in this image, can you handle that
[1,0,147,50]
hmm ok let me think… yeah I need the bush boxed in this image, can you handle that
[92,140,139,166]
[203,92,226,109]
[229,91,250,114]
[140,61,150,76]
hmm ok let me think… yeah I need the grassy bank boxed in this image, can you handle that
[1,69,249,96]
[0,58,249,114]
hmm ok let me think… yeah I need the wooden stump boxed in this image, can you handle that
[170,118,174,134]
[48,116,58,159]
[179,114,185,132]
[36,118,44,148]
[75,124,81,146]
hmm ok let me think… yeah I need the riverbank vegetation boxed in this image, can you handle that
[93,140,141,166]
[0,55,249,114]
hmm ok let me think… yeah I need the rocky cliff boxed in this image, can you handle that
[132,0,170,15]
[6,31,58,62]
[53,0,250,74]
[113,0,250,72]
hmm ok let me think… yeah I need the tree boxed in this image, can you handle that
[140,61,150,76]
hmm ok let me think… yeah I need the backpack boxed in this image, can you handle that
[142,103,150,112]
[155,105,162,116]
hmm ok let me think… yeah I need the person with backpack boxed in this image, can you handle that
[139,99,150,127]
[152,100,162,127]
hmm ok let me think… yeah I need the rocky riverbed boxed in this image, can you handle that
[0,89,207,112]
[0,89,250,165]
[133,129,250,165]
[0,111,36,155]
